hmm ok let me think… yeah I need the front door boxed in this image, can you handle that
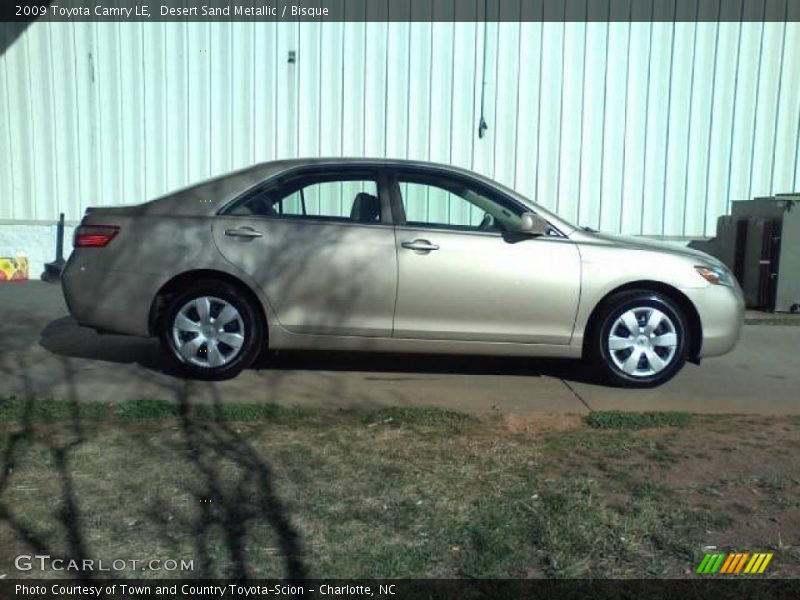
[391,173,581,344]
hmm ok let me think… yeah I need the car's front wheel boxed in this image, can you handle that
[159,280,263,380]
[590,290,689,388]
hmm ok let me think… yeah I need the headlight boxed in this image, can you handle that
[695,265,734,286]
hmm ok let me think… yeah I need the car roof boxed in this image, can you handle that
[138,157,575,234]
[141,158,483,215]
[255,157,533,201]
[254,156,481,175]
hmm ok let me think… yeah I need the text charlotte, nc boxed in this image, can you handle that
[49,4,330,18]
[16,583,393,597]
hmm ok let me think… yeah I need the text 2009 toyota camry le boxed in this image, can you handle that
[61,158,744,387]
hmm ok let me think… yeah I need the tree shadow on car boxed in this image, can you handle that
[40,316,603,385]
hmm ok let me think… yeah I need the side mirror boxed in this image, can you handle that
[518,212,550,236]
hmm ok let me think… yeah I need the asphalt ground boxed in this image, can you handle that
[1,281,798,415]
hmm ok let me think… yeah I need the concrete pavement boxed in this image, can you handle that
[1,281,798,415]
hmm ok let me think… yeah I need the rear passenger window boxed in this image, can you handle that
[228,176,381,224]
[279,180,380,222]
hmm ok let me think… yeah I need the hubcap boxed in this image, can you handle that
[607,307,678,377]
[171,296,245,368]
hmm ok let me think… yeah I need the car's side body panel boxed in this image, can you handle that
[64,212,271,338]
[392,226,581,344]
[211,217,399,337]
[569,240,745,357]
[267,328,583,358]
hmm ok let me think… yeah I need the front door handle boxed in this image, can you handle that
[225,227,263,239]
[401,239,439,252]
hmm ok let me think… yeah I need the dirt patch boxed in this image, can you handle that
[502,413,584,434]
[534,414,800,576]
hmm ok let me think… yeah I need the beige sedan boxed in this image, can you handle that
[61,158,744,387]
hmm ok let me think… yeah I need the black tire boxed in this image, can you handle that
[589,290,689,388]
[158,280,263,380]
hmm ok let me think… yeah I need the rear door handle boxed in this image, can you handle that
[401,239,439,252]
[225,227,263,239]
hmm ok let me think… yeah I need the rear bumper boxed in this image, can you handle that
[61,252,165,337]
[684,281,746,358]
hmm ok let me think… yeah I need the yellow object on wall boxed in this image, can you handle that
[0,254,28,281]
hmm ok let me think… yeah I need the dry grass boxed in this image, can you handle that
[0,398,798,579]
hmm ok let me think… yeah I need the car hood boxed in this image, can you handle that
[573,230,720,264]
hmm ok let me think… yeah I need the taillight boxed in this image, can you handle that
[74,225,119,248]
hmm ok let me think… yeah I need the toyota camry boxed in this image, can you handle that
[61,158,744,387]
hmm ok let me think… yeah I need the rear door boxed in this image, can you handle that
[390,170,581,344]
[212,168,398,337]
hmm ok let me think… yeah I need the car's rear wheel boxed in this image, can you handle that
[159,280,263,380]
[590,290,689,388]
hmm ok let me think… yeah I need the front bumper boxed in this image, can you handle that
[684,280,746,358]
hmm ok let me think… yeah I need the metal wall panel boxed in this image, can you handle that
[1,18,799,236]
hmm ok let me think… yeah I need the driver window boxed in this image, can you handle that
[398,177,522,232]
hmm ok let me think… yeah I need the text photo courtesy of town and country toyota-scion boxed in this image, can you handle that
[1,1,800,598]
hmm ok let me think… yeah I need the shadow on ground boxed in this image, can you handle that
[0,351,308,580]
[39,315,602,384]
[0,310,600,577]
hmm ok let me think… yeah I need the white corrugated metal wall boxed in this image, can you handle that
[1,19,799,236]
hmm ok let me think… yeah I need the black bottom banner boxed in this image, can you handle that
[1,579,799,600]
